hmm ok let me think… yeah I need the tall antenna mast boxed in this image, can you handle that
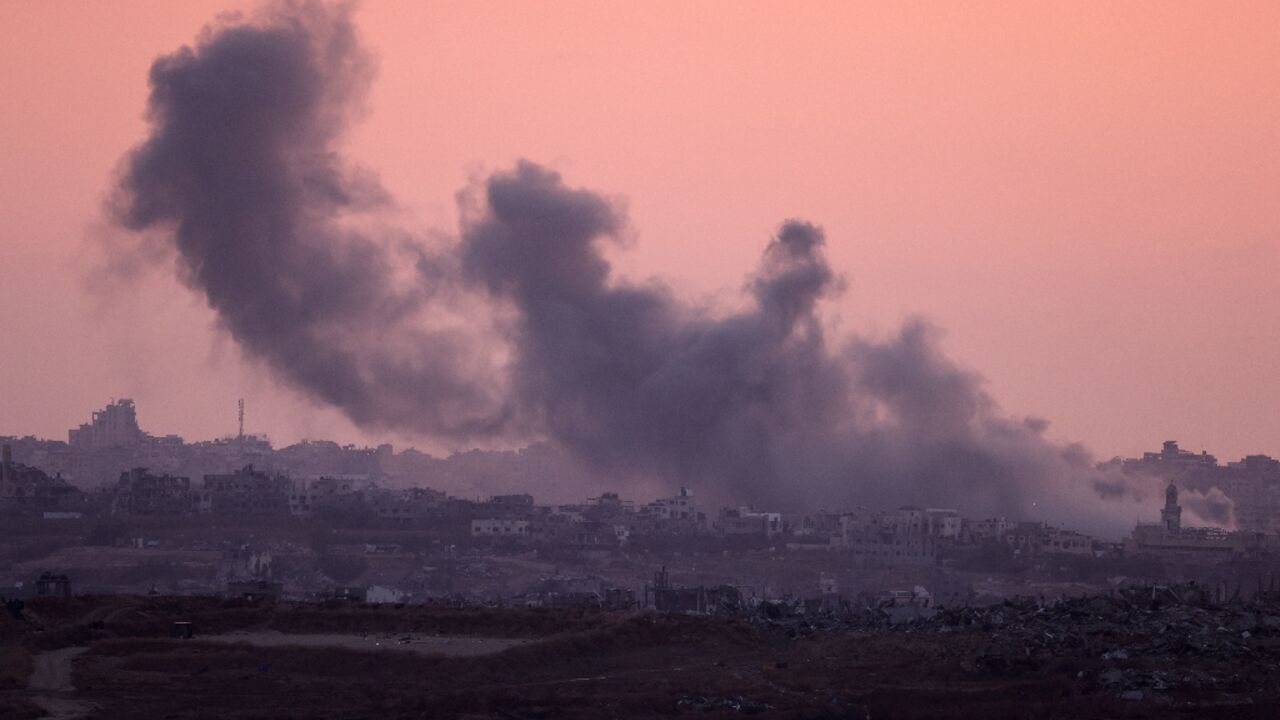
[237,398,245,439]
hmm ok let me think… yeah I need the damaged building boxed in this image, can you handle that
[1,443,80,512]
[647,566,742,614]
[112,468,196,515]
[201,465,291,515]
[1126,481,1271,559]
[1114,441,1280,533]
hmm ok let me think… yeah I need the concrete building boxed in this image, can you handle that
[645,487,702,522]
[1114,441,1280,534]
[69,399,144,450]
[488,494,535,510]
[793,511,844,540]
[1040,526,1094,556]
[202,465,290,515]
[1,443,79,510]
[875,506,962,540]
[837,511,875,537]
[471,518,530,538]
[1126,481,1268,559]
[113,468,194,515]
[363,486,446,524]
[843,530,937,567]
[880,507,927,535]
[717,507,784,537]
[1123,440,1218,478]
[964,517,1013,543]
[923,509,963,538]
[365,585,406,604]
[1003,521,1094,558]
[35,572,72,598]
[527,509,584,544]
[288,476,363,517]
[648,566,741,614]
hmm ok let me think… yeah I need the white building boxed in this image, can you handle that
[648,486,698,521]
[879,507,961,538]
[923,508,962,539]
[365,585,406,604]
[1041,526,1094,556]
[966,517,1013,543]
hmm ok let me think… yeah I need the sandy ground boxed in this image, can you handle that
[203,631,532,656]
[28,646,93,720]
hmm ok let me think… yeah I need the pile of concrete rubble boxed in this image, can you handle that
[756,583,1280,701]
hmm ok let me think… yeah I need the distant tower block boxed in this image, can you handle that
[1161,481,1182,533]
[238,398,245,439]
[68,399,144,449]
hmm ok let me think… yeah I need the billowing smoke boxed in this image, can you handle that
[1095,471,1238,529]
[111,2,511,438]
[455,162,1113,522]
[1182,487,1236,528]
[110,2,1141,534]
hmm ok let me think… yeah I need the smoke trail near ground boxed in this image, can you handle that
[109,2,1140,534]
[1181,487,1236,528]
[455,162,1113,522]
[1095,472,1238,529]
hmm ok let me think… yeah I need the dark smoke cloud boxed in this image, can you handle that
[111,2,510,438]
[111,2,1140,534]
[458,166,1124,526]
[459,163,848,502]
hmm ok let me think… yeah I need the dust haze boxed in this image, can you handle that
[107,1,1146,534]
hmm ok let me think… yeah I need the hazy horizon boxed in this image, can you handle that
[2,1,1278,466]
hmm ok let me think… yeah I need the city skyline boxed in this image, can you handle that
[7,394,1276,540]
[2,1,1278,462]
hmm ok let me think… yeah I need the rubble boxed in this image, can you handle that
[676,695,772,714]
[745,582,1280,702]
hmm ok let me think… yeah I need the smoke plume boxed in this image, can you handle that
[1182,487,1236,528]
[110,2,1139,534]
[112,2,511,438]
[1095,471,1238,529]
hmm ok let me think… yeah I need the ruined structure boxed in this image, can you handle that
[202,465,291,515]
[113,468,195,515]
[35,571,72,598]
[68,399,144,450]
[647,566,741,614]
[0,442,80,510]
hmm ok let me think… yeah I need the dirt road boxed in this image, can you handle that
[204,631,531,656]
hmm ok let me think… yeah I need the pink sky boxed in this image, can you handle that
[1,1,1277,461]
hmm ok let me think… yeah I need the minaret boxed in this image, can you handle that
[1161,481,1182,533]
[1,443,12,487]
